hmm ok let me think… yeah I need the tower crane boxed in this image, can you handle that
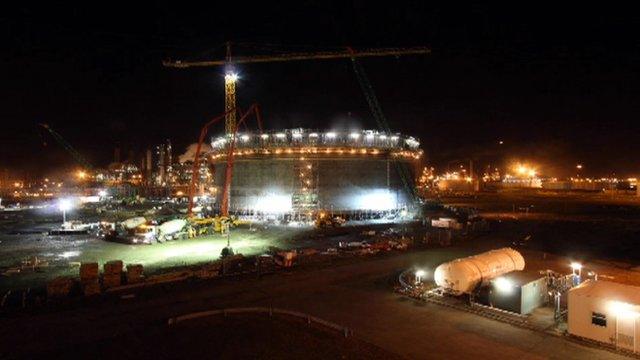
[163,44,430,134]
[164,43,430,210]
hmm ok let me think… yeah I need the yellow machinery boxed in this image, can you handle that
[189,216,245,234]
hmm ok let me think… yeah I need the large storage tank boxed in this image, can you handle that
[207,129,422,214]
[434,248,525,294]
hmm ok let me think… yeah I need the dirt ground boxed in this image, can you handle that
[439,192,640,265]
[0,248,629,360]
[38,315,399,359]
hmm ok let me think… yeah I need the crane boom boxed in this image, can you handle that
[163,47,430,67]
[39,123,92,170]
[187,104,262,217]
[349,55,418,202]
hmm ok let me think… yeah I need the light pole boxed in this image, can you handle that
[571,262,583,286]
[59,199,72,224]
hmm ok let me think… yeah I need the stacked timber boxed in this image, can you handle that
[47,276,75,298]
[103,260,123,288]
[197,262,221,279]
[222,254,245,275]
[146,270,194,284]
[126,264,144,284]
[275,251,296,268]
[79,262,100,296]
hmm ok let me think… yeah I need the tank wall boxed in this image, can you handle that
[316,158,412,211]
[213,156,415,212]
[214,159,295,211]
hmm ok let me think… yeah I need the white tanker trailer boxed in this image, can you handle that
[434,248,525,295]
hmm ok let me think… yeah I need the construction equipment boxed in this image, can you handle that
[187,103,262,217]
[189,215,242,234]
[163,44,430,135]
[164,43,429,206]
[39,123,92,170]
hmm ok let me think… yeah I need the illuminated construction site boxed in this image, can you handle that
[207,129,422,219]
[161,44,431,222]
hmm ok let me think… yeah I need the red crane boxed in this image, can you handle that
[187,103,262,217]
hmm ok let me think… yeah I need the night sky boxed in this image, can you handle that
[2,3,639,178]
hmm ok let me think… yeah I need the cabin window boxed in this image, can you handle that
[592,312,607,327]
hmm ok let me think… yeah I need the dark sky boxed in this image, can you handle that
[1,2,639,178]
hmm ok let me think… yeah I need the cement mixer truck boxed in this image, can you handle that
[156,219,190,242]
[434,248,525,295]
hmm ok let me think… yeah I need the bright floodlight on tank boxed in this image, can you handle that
[354,189,396,211]
[253,193,292,213]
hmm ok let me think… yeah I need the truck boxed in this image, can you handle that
[156,219,189,242]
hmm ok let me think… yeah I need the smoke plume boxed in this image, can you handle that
[179,143,212,163]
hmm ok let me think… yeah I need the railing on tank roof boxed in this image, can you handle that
[210,129,420,151]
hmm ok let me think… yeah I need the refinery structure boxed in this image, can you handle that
[207,128,422,218]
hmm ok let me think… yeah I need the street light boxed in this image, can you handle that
[570,262,582,273]
[571,262,583,285]
[58,199,72,223]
